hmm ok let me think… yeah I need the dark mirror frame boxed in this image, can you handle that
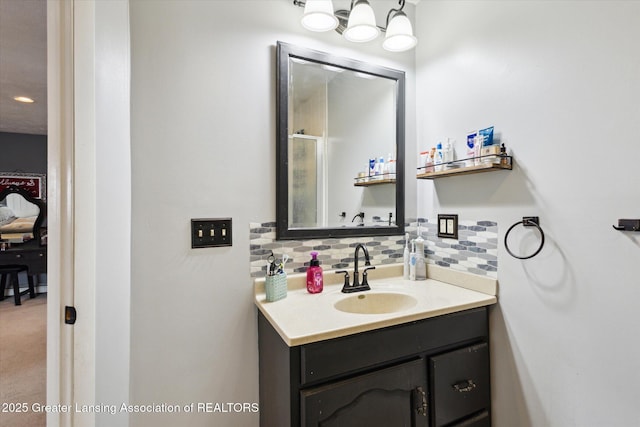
[276,41,405,240]
[0,184,46,244]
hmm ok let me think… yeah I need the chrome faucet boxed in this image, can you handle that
[337,243,376,293]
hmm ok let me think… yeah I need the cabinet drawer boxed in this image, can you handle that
[0,251,47,274]
[430,343,490,427]
[301,358,428,427]
[22,252,47,273]
[452,410,490,427]
[301,307,487,385]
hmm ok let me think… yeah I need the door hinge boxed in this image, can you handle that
[65,306,77,324]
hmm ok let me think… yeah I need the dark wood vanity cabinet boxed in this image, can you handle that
[258,306,491,427]
[0,240,47,274]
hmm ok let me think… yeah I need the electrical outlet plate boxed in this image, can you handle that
[191,218,232,248]
[437,214,459,239]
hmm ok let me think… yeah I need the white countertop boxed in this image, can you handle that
[254,264,498,346]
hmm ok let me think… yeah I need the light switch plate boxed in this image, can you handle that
[437,214,458,239]
[191,218,232,248]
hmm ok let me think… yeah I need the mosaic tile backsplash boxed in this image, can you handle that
[250,219,498,279]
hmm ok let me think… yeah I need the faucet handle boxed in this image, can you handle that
[361,266,376,288]
[336,270,350,288]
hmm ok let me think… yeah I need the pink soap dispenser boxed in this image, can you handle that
[306,251,324,294]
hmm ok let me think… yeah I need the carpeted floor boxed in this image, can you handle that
[0,294,46,427]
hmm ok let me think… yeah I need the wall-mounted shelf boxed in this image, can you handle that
[417,156,512,180]
[354,175,396,187]
[289,133,322,139]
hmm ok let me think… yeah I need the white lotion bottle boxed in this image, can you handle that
[403,233,410,279]
[443,139,453,165]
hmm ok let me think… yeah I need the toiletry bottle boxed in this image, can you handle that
[369,158,376,178]
[466,132,477,167]
[474,134,484,165]
[372,157,380,179]
[427,148,436,172]
[499,143,509,166]
[306,251,323,294]
[435,142,443,171]
[414,226,427,280]
[403,233,410,279]
[443,139,453,165]
[419,151,428,170]
[378,156,385,179]
[409,241,416,281]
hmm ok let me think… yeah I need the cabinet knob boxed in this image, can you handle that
[16,254,22,258]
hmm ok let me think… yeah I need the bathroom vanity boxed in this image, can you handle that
[255,265,497,427]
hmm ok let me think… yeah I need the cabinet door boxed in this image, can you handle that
[301,358,428,427]
[430,343,490,427]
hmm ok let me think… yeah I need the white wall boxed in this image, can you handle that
[415,1,640,426]
[328,74,396,225]
[128,1,415,426]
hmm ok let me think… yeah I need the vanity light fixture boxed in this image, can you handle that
[343,0,379,42]
[301,0,339,32]
[293,0,417,52]
[382,9,417,51]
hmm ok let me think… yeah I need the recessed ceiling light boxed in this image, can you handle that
[13,96,35,103]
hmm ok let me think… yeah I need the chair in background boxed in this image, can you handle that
[0,265,35,305]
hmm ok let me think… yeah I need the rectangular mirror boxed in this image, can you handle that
[276,41,405,240]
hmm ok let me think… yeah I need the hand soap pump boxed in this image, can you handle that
[306,251,323,294]
[414,224,427,280]
[403,233,410,279]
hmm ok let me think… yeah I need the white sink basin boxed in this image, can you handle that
[334,292,418,315]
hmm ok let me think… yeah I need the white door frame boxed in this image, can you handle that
[47,1,76,426]
[47,1,131,426]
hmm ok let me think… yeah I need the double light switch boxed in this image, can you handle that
[437,214,458,239]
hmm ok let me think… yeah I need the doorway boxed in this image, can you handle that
[0,1,48,426]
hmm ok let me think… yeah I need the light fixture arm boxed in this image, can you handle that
[385,0,406,30]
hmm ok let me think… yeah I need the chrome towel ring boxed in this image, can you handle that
[504,216,545,260]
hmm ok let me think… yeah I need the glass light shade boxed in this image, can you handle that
[382,11,417,52]
[343,0,380,43]
[301,0,338,32]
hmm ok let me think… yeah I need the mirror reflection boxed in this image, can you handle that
[0,186,44,245]
[277,42,405,240]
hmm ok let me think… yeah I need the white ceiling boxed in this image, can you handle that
[0,0,47,135]
[0,0,418,137]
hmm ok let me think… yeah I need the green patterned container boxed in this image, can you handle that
[265,272,287,302]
